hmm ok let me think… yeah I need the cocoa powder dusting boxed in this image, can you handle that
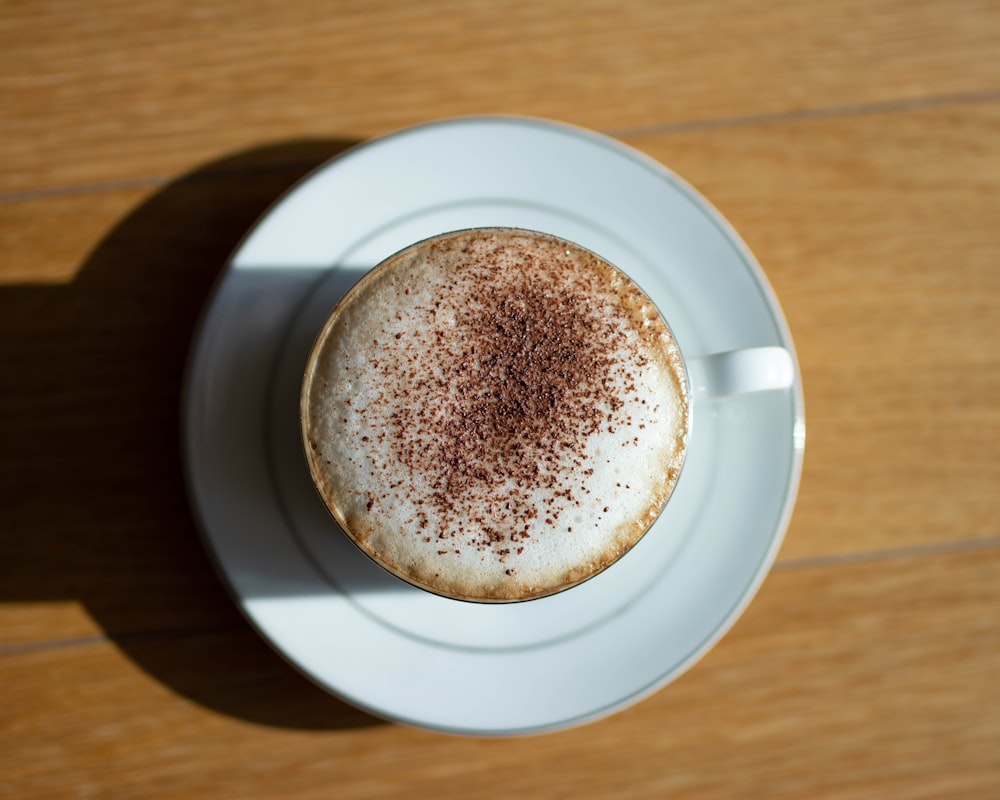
[371,233,659,561]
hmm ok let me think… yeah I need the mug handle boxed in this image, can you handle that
[687,346,795,399]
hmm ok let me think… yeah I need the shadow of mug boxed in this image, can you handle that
[0,139,389,730]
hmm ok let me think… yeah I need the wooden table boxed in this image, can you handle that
[2,2,998,797]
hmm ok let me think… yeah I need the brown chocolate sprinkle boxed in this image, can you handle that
[330,232,671,566]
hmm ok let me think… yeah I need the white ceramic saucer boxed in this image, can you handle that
[182,117,805,736]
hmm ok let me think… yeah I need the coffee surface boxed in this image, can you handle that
[302,228,688,601]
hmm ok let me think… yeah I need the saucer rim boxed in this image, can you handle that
[181,115,805,736]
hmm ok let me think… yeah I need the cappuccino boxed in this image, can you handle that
[301,228,689,601]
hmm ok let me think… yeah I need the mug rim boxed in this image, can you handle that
[299,225,692,603]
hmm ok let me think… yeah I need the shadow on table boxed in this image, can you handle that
[0,138,389,730]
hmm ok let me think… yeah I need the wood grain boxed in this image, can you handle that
[3,0,1000,193]
[2,1,999,796]
[3,549,998,799]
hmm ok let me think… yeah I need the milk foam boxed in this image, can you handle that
[302,229,689,601]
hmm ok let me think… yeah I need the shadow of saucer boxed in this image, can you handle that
[0,138,388,730]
